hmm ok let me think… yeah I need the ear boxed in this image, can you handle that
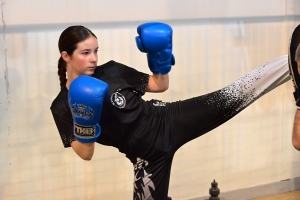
[61,51,71,63]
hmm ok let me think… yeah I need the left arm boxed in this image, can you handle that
[136,22,174,93]
[147,73,169,92]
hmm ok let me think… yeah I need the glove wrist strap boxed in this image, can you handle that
[74,123,100,143]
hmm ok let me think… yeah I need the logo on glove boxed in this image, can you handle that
[71,103,94,120]
[74,123,95,138]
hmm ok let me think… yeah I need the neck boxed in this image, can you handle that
[66,72,80,90]
[66,80,71,89]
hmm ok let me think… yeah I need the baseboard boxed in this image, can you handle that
[188,177,300,200]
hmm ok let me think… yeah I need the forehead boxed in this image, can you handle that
[76,36,98,49]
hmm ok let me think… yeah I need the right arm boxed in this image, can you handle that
[292,109,300,151]
[51,76,107,161]
[68,76,109,160]
[71,140,95,161]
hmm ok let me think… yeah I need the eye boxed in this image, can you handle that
[82,51,89,55]
[94,49,98,54]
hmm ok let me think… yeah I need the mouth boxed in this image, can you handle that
[87,66,96,70]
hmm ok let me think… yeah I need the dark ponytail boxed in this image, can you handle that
[58,57,67,89]
[57,25,97,89]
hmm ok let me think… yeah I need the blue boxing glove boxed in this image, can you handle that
[135,22,175,75]
[68,75,109,143]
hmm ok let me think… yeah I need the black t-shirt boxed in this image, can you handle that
[50,60,149,148]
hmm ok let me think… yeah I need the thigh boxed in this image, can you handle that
[167,55,290,149]
[166,90,240,150]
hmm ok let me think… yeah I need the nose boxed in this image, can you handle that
[90,52,98,63]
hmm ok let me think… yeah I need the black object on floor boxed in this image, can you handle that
[209,179,220,200]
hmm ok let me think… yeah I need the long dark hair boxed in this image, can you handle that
[57,26,97,89]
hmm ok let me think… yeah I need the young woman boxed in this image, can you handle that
[51,25,290,200]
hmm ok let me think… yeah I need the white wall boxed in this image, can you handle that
[0,0,300,199]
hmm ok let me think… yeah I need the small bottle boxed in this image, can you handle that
[209,179,220,200]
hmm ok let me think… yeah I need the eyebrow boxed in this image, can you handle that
[80,47,99,52]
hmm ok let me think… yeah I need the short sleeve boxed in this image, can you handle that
[120,62,149,95]
[51,111,75,148]
[135,73,149,95]
[50,89,75,148]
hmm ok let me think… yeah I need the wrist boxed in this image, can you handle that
[147,53,175,75]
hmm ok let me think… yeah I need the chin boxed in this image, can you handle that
[84,71,95,76]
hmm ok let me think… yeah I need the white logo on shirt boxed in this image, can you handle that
[110,91,126,108]
[153,101,166,107]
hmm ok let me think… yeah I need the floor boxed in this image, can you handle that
[252,190,300,200]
